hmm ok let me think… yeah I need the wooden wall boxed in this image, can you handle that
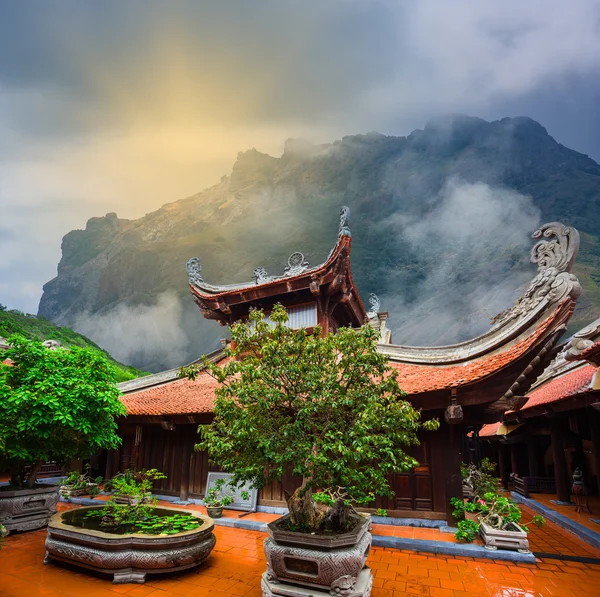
[107,421,459,520]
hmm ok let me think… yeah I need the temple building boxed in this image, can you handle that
[480,318,600,505]
[112,208,582,522]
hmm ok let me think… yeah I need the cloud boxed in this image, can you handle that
[0,0,599,316]
[381,178,542,345]
[73,291,191,371]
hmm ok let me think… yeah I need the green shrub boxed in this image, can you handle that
[455,519,480,543]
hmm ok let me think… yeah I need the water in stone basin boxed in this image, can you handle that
[61,507,203,535]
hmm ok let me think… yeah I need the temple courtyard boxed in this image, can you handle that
[2,501,600,597]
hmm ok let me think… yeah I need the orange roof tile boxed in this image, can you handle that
[121,307,566,416]
[578,340,600,361]
[480,422,502,437]
[120,369,222,416]
[387,311,557,394]
[522,364,598,411]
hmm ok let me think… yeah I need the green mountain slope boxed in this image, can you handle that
[38,115,600,372]
[0,306,147,382]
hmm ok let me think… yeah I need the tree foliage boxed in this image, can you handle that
[0,335,126,487]
[181,305,439,530]
[0,309,146,382]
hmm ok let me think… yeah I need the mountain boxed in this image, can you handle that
[38,115,600,372]
[0,306,147,382]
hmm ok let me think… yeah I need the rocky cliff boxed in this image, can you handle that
[39,115,600,371]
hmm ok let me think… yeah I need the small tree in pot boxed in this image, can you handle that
[182,306,439,593]
[0,336,125,533]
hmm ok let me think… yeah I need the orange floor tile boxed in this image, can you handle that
[519,503,600,559]
[529,493,600,534]
[3,510,600,597]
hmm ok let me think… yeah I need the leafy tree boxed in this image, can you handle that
[181,305,439,532]
[0,335,126,488]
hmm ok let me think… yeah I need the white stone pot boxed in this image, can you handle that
[479,521,529,553]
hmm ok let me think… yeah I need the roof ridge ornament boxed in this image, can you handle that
[339,206,351,238]
[283,252,310,276]
[564,317,600,361]
[253,267,272,285]
[490,222,581,327]
[186,257,205,286]
[367,293,380,318]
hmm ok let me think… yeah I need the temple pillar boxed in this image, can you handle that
[550,418,570,503]
[510,443,519,476]
[179,437,193,503]
[527,435,540,477]
[105,449,116,480]
[589,410,600,496]
[445,425,465,523]
[498,444,509,489]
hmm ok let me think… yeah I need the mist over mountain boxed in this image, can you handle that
[38,115,600,372]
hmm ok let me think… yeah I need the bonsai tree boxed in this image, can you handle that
[181,305,439,532]
[60,464,103,498]
[451,492,545,543]
[0,335,126,488]
[86,469,203,535]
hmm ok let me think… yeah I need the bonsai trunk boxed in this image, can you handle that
[285,479,350,531]
[25,460,43,488]
[10,461,25,488]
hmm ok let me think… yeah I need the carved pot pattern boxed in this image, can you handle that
[264,518,371,596]
[44,507,216,583]
[0,486,59,534]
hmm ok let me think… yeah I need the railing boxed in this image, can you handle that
[23,461,66,479]
[511,474,556,498]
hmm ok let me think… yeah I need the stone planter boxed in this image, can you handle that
[206,505,224,518]
[60,483,98,499]
[44,506,216,584]
[0,485,59,535]
[262,514,372,597]
[113,492,152,505]
[480,520,529,553]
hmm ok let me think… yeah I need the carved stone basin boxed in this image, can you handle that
[480,521,530,553]
[0,485,59,534]
[263,514,372,596]
[44,506,216,584]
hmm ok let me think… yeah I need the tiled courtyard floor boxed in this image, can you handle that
[529,493,600,534]
[2,508,600,597]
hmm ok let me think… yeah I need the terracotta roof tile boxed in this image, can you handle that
[121,308,564,416]
[480,422,502,437]
[578,341,600,361]
[522,364,598,411]
[120,368,222,416]
[387,311,557,394]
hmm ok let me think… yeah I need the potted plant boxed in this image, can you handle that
[60,464,103,499]
[181,305,439,596]
[478,492,544,552]
[111,469,161,505]
[45,469,216,584]
[0,336,125,534]
[451,492,544,551]
[203,478,235,518]
[0,523,6,548]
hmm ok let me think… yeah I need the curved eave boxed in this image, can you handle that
[384,298,576,396]
[189,234,349,300]
[379,297,571,366]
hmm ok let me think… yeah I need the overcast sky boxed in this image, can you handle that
[1,0,600,314]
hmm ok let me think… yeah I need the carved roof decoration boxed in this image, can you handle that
[187,206,352,297]
[186,206,366,328]
[367,293,381,319]
[378,223,581,366]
